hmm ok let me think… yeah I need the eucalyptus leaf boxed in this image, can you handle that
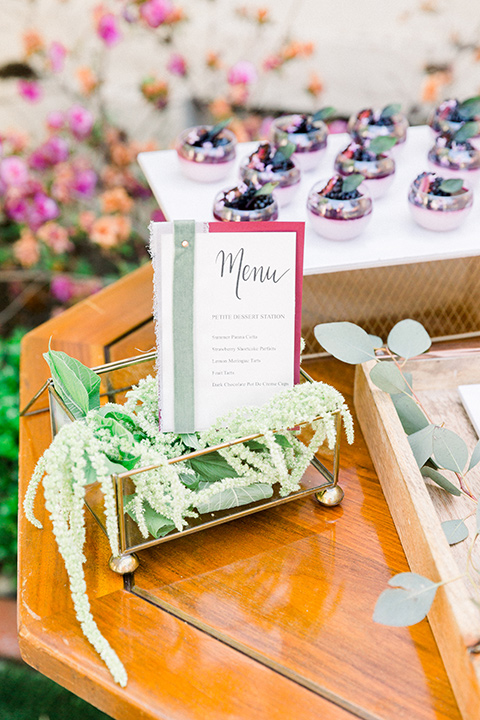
[373,572,437,627]
[312,106,336,121]
[439,178,464,195]
[206,118,231,140]
[468,439,480,471]
[458,96,480,119]
[196,483,273,514]
[387,319,431,359]
[369,362,410,395]
[421,466,461,496]
[368,136,397,155]
[432,426,468,473]
[341,173,364,194]
[369,334,384,349]
[272,141,296,163]
[314,321,377,364]
[189,451,239,482]
[441,518,469,545]
[408,425,435,467]
[391,393,429,435]
[454,121,479,143]
[381,103,401,118]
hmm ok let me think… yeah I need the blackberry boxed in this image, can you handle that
[324,178,360,200]
[291,115,315,134]
[429,177,450,196]
[192,132,229,148]
[352,146,375,161]
[224,184,274,210]
[372,115,394,127]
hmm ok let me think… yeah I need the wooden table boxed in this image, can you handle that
[18,262,461,720]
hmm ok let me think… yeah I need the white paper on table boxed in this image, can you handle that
[458,384,480,438]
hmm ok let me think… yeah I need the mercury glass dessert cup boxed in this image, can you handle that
[429,99,480,150]
[175,125,237,182]
[270,114,328,172]
[239,145,301,207]
[348,108,408,152]
[334,143,395,199]
[213,181,279,222]
[306,176,373,240]
[427,135,480,181]
[408,173,473,231]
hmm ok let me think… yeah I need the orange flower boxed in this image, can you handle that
[76,66,98,96]
[13,228,40,267]
[90,215,131,248]
[307,72,324,98]
[37,222,72,254]
[206,51,222,70]
[78,211,96,232]
[209,97,232,119]
[110,143,134,167]
[421,71,451,103]
[23,30,44,58]
[100,187,134,214]
[256,8,269,24]
[4,129,30,153]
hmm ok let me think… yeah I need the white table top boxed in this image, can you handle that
[138,126,480,276]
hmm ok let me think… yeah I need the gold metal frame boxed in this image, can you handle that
[22,353,344,570]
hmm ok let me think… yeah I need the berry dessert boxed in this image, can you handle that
[429,97,480,149]
[213,180,279,222]
[408,172,473,231]
[306,174,373,240]
[270,107,334,171]
[334,136,396,199]
[239,141,301,206]
[428,123,480,180]
[348,104,408,150]
[176,120,237,182]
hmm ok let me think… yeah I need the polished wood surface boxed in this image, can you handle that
[18,263,461,719]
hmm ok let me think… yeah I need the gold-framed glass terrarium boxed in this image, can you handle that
[22,351,346,573]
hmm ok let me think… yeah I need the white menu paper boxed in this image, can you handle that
[150,220,304,432]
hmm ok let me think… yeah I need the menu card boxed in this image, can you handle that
[150,220,304,432]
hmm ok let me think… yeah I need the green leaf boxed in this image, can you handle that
[387,319,431,359]
[368,136,397,155]
[274,433,292,448]
[254,181,279,196]
[432,426,468,473]
[454,121,479,143]
[314,322,377,364]
[439,178,464,195]
[179,433,202,450]
[373,572,437,626]
[46,348,101,412]
[272,141,296,163]
[341,173,364,194]
[408,425,435,467]
[312,106,336,121]
[189,451,239,482]
[196,483,273,514]
[125,496,176,539]
[381,103,401,118]
[421,466,461,496]
[369,362,410,395]
[441,519,469,545]
[468,439,480,471]
[206,118,232,140]
[391,393,429,435]
[44,349,91,419]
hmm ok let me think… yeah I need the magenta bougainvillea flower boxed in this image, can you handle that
[96,12,122,46]
[0,156,29,186]
[67,105,94,140]
[227,60,258,85]
[17,80,43,103]
[48,41,67,72]
[167,52,187,77]
[139,0,172,28]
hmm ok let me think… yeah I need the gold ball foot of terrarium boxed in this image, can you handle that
[315,485,344,507]
[109,553,139,575]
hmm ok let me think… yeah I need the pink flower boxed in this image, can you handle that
[0,156,29,186]
[38,222,72,254]
[5,196,29,223]
[17,80,43,103]
[51,275,75,303]
[13,229,40,267]
[31,193,59,228]
[97,12,122,46]
[140,0,172,28]
[67,105,94,140]
[46,111,65,131]
[72,168,97,197]
[29,136,69,170]
[227,60,257,86]
[167,52,187,77]
[48,41,67,72]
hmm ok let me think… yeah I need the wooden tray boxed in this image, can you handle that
[353,352,480,720]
